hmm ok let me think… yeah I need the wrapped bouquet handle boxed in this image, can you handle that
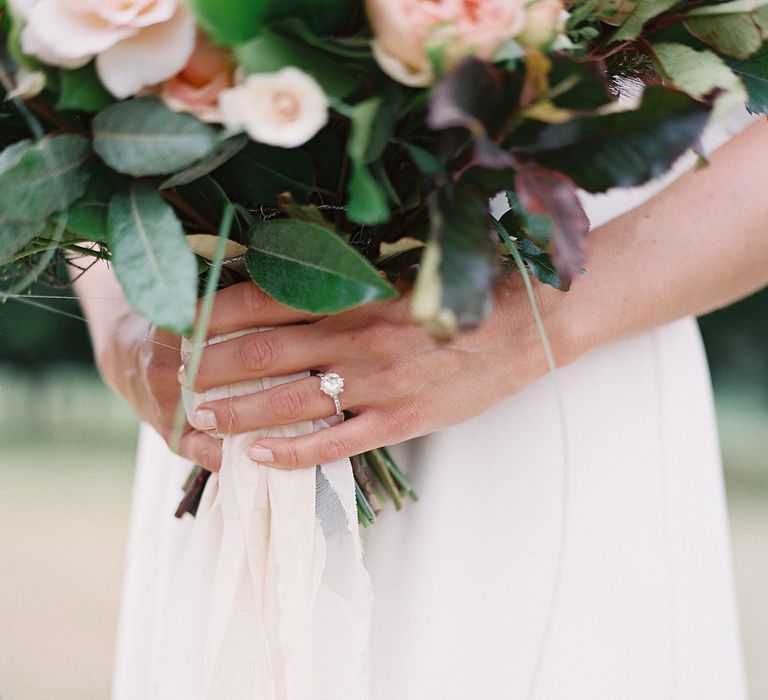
[151,330,372,700]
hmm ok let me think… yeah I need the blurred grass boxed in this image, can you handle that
[0,367,766,699]
[0,367,137,700]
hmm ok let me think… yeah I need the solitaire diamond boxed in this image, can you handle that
[319,372,344,397]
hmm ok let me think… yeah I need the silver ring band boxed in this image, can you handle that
[318,372,345,416]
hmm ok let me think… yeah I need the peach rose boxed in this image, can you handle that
[18,0,196,98]
[366,0,527,86]
[159,32,235,123]
[219,68,329,149]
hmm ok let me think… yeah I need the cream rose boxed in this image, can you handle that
[519,0,567,48]
[366,0,528,87]
[159,32,235,123]
[219,68,328,149]
[8,68,47,99]
[18,0,196,98]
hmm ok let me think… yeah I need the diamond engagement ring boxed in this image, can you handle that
[318,372,345,415]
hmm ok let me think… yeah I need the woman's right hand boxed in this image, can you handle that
[73,258,221,470]
[113,320,224,471]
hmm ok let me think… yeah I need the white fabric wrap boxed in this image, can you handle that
[151,329,372,700]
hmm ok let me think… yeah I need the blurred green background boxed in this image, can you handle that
[0,288,767,699]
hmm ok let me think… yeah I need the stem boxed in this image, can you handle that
[365,448,404,510]
[173,206,234,518]
[334,148,350,231]
[493,216,569,700]
[380,446,418,502]
[162,190,216,233]
[26,97,84,135]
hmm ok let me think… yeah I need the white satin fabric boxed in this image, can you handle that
[114,331,371,700]
[112,109,754,699]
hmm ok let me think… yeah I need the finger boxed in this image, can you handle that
[189,325,330,392]
[244,412,387,469]
[152,327,182,351]
[191,375,352,434]
[198,282,321,339]
[176,430,223,472]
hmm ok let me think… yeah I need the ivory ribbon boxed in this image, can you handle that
[151,330,372,700]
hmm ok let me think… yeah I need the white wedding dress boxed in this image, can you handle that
[111,111,753,700]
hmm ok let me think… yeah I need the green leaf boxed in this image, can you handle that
[346,162,390,225]
[176,176,247,240]
[64,165,125,240]
[520,85,711,192]
[0,111,33,150]
[348,89,404,165]
[462,166,516,198]
[348,98,384,165]
[503,191,553,247]
[304,127,345,189]
[344,93,402,225]
[652,42,747,116]
[245,219,397,313]
[0,217,46,264]
[160,135,249,189]
[402,143,445,176]
[548,56,613,110]
[727,42,768,112]
[93,97,217,177]
[515,239,564,290]
[56,63,114,112]
[107,185,198,334]
[611,0,680,41]
[265,0,355,34]
[412,182,497,335]
[212,141,315,207]
[236,30,360,99]
[0,135,91,221]
[684,0,768,59]
[187,0,267,45]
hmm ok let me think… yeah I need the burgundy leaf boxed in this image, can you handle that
[514,160,590,287]
[428,57,518,169]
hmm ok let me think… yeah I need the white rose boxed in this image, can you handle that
[19,0,195,98]
[219,68,329,149]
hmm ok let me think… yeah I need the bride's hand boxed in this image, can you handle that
[186,279,564,468]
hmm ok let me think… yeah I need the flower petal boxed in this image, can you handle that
[26,0,136,61]
[371,41,433,87]
[219,68,329,148]
[96,8,196,99]
[8,0,38,21]
[92,0,178,29]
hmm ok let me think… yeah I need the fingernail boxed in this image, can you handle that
[192,409,217,431]
[177,363,187,385]
[248,445,274,463]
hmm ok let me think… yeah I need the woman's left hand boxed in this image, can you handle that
[186,279,561,469]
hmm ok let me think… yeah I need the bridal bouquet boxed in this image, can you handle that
[3,1,767,696]
[2,0,768,523]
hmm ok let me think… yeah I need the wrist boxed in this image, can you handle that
[494,272,599,393]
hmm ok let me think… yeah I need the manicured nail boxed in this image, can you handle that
[248,445,274,463]
[192,409,217,431]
